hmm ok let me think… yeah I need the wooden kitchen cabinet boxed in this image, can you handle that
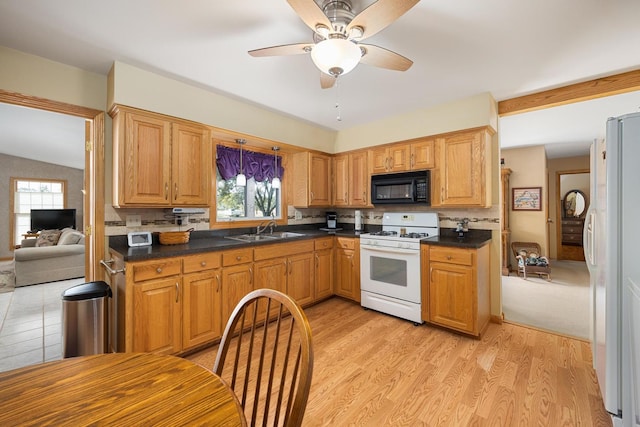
[181,252,222,350]
[128,258,182,355]
[369,144,410,174]
[221,248,254,326]
[333,151,369,207]
[254,240,315,308]
[112,252,225,354]
[287,252,315,307]
[333,154,349,207]
[132,277,182,355]
[423,244,490,337]
[111,105,210,207]
[369,139,434,175]
[170,122,211,206]
[431,127,493,208]
[315,237,334,301]
[334,237,360,302]
[292,151,332,207]
[410,138,435,170]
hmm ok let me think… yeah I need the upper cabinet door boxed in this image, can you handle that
[171,122,210,206]
[435,128,493,207]
[333,154,349,207]
[292,152,332,207]
[388,143,411,172]
[121,111,172,205]
[310,153,332,206]
[410,139,435,170]
[349,151,369,207]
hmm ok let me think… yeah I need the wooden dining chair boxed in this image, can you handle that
[214,288,314,427]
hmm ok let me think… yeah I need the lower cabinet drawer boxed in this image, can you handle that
[132,259,181,282]
[429,246,473,266]
[183,252,222,273]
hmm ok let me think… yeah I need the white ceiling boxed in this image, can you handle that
[1,0,640,164]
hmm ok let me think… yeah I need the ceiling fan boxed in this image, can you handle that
[249,0,420,89]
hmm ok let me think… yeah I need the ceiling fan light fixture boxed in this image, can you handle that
[349,25,364,40]
[311,38,361,77]
[315,24,330,38]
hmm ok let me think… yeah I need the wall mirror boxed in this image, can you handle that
[563,189,587,218]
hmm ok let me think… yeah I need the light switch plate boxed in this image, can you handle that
[294,210,302,220]
[126,215,142,227]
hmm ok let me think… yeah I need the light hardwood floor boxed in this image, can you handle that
[187,297,612,426]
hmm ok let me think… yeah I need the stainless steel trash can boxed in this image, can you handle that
[62,281,112,358]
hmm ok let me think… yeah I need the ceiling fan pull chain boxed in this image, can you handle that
[335,77,342,121]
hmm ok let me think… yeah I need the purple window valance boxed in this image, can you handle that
[216,145,284,182]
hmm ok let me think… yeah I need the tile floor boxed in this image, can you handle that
[0,278,85,373]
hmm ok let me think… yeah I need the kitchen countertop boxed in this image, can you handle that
[109,226,371,262]
[421,229,492,249]
[109,225,491,261]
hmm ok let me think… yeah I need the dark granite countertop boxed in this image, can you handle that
[109,224,490,261]
[421,229,492,249]
[109,225,373,262]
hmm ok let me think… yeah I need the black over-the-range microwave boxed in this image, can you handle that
[370,170,431,205]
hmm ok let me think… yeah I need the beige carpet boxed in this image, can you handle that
[0,261,15,294]
[501,260,590,340]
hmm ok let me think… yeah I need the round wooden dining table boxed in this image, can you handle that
[0,352,247,426]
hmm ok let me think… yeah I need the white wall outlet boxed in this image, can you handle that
[126,215,142,227]
[294,210,302,220]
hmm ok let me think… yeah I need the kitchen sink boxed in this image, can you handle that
[224,234,279,242]
[224,232,305,242]
[270,232,305,239]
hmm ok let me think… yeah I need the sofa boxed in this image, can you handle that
[14,228,85,287]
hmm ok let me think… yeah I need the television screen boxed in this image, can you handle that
[30,209,77,231]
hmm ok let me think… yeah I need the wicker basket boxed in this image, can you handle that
[159,230,191,245]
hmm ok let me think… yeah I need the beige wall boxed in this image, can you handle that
[0,46,107,110]
[334,92,497,152]
[500,146,548,266]
[547,155,590,258]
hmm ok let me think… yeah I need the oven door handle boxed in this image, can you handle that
[361,246,419,256]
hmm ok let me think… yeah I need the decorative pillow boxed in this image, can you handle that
[35,229,62,247]
[57,228,84,245]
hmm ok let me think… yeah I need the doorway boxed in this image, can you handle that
[0,90,105,282]
[556,170,589,261]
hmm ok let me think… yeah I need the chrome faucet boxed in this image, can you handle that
[256,218,277,235]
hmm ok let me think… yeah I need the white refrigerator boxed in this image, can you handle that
[584,112,640,426]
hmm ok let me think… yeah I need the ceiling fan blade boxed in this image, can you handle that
[320,72,336,89]
[249,43,313,57]
[347,0,420,40]
[287,0,332,34]
[359,44,413,71]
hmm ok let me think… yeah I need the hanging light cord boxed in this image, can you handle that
[335,77,342,122]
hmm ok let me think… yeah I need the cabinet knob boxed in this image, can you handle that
[156,267,162,273]
[447,256,452,260]
[236,256,242,261]
[201,261,206,267]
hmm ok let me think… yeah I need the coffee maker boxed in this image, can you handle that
[326,212,337,229]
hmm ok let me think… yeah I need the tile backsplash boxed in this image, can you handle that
[105,204,500,236]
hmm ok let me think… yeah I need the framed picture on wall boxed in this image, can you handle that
[512,187,542,211]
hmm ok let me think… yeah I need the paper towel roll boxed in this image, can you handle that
[355,210,362,231]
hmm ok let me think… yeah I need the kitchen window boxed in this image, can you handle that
[215,145,283,222]
[216,172,281,221]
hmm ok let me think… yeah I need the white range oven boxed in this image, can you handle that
[360,212,439,324]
